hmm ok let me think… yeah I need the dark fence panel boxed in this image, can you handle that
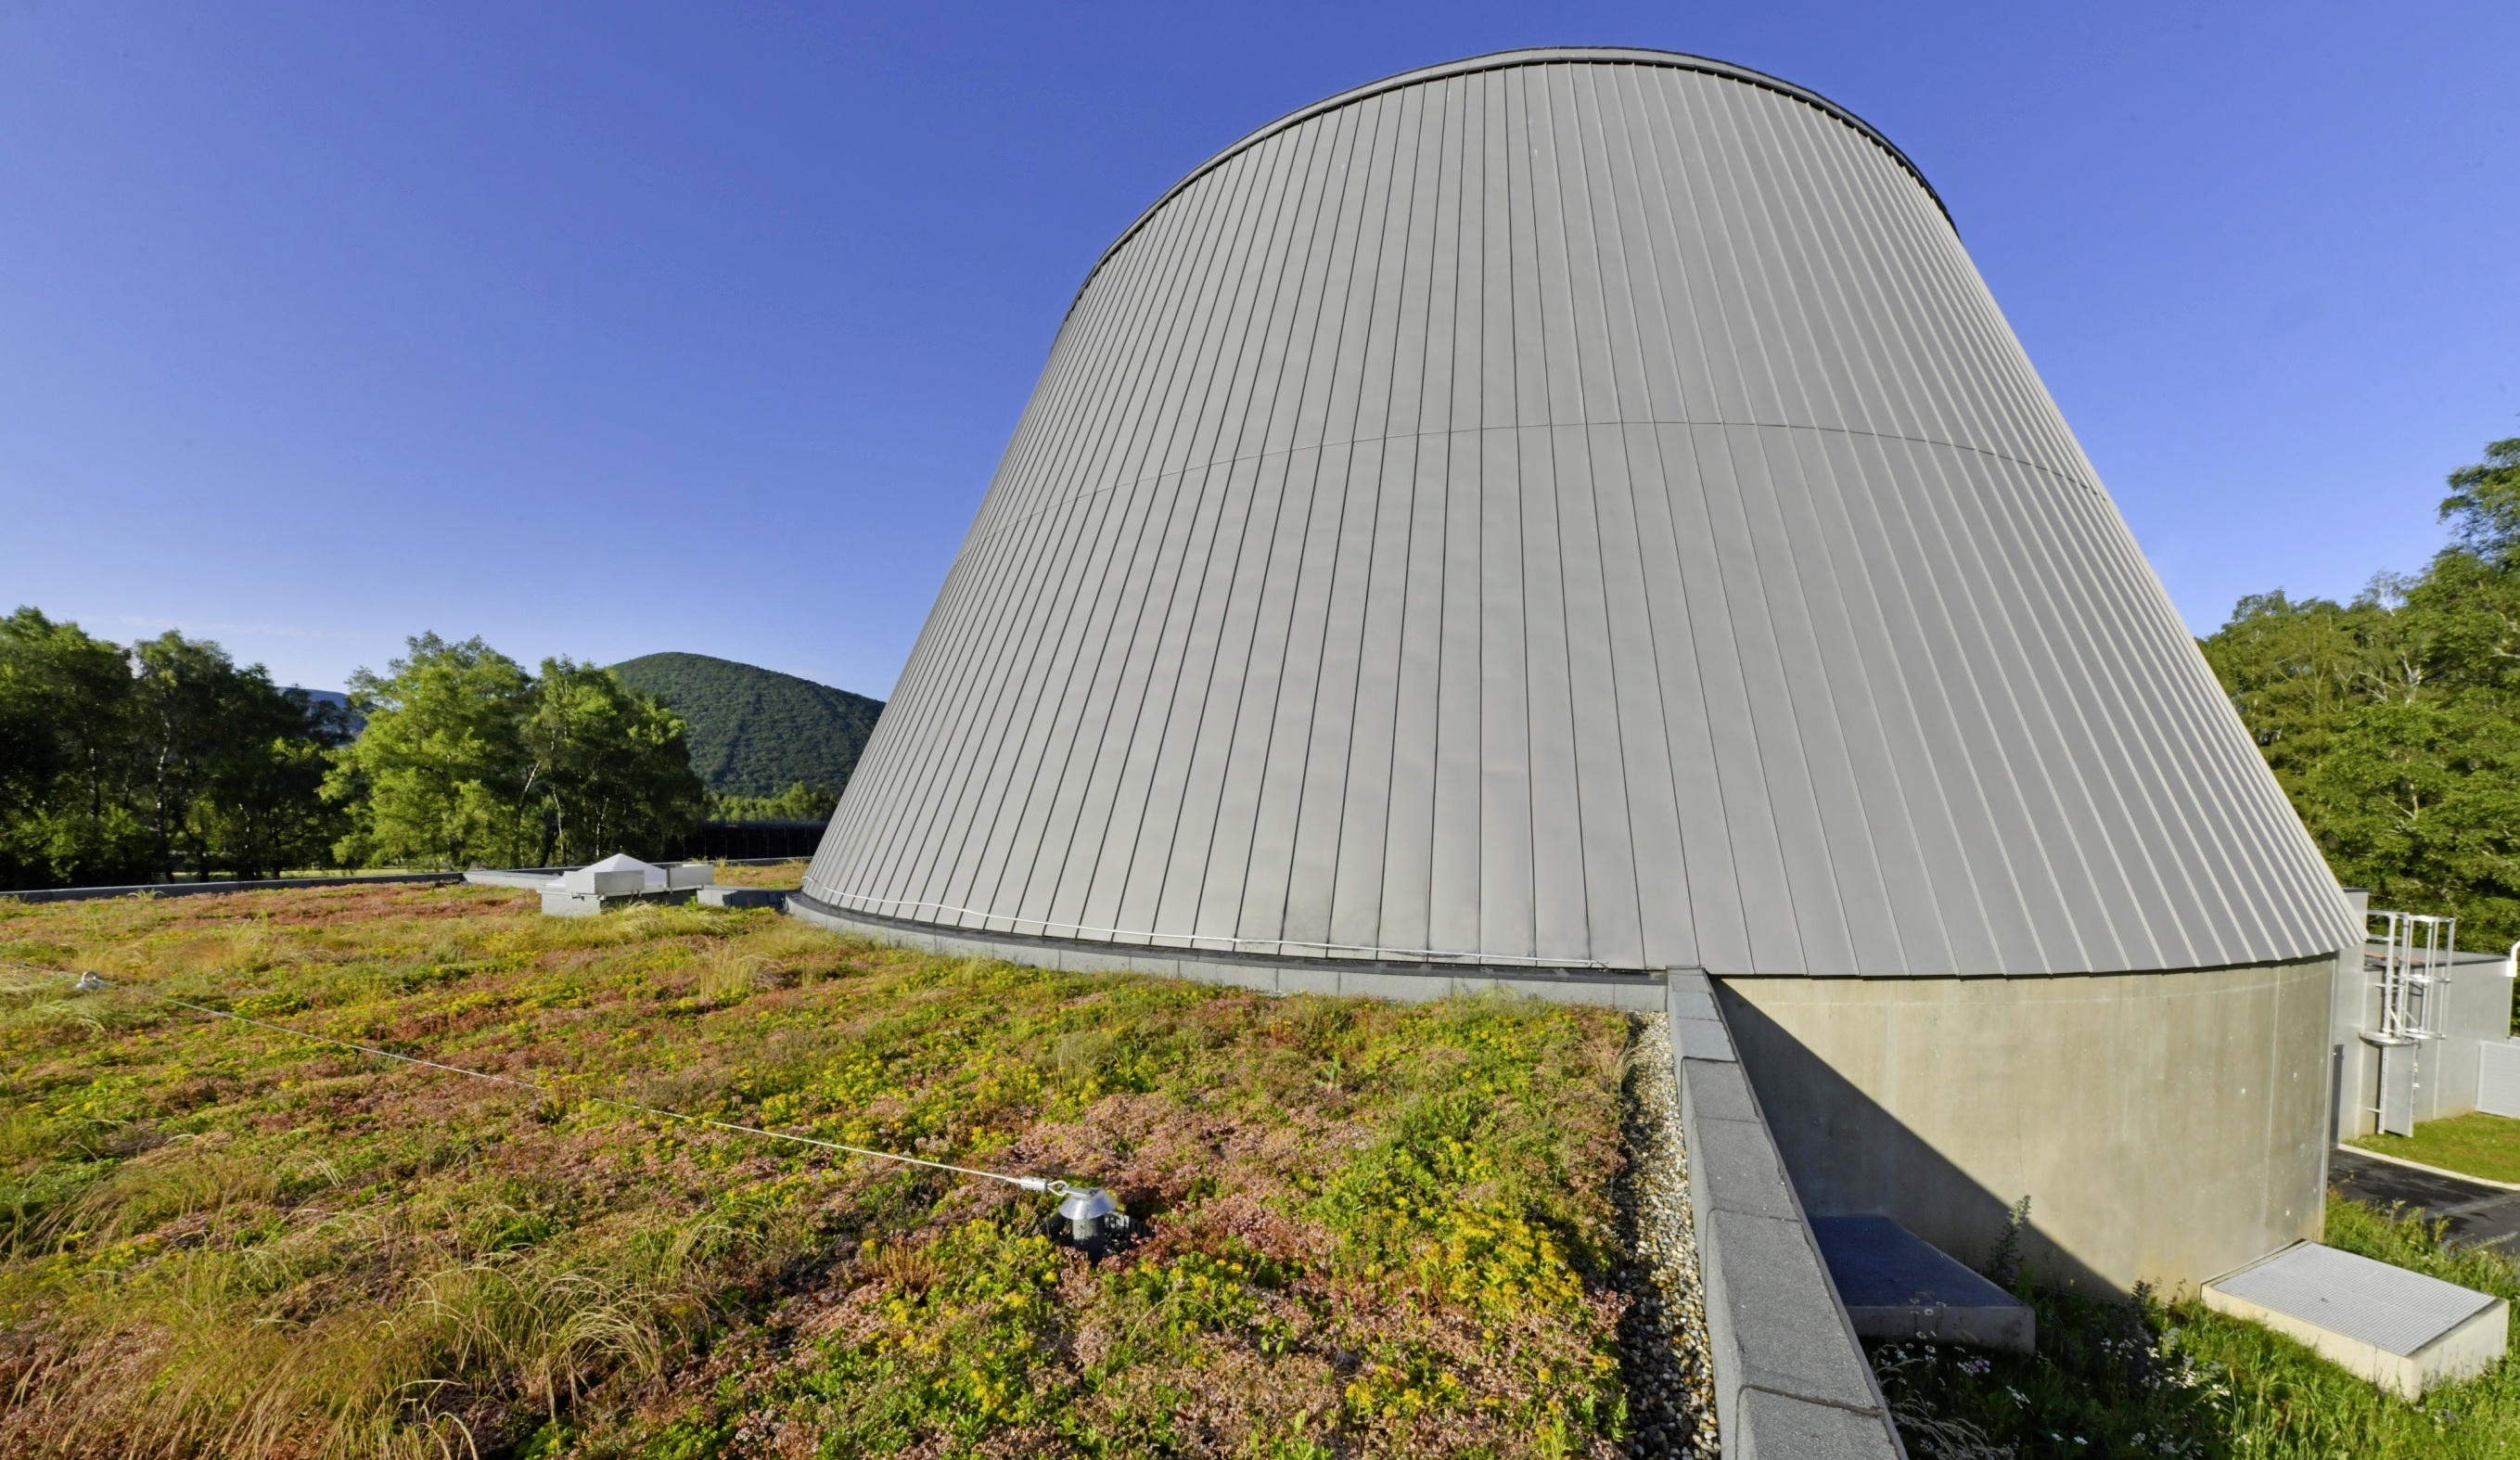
[660,822,829,862]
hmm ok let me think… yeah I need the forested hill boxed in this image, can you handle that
[609,652,884,800]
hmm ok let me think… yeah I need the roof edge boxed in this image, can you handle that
[1067,46,1951,320]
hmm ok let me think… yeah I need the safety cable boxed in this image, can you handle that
[24,965,1084,1200]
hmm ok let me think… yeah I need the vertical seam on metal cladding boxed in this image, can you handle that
[1713,82,1890,972]
[1171,124,1327,944]
[1733,85,1955,972]
[889,187,1189,921]
[1985,439,2233,966]
[857,185,1179,916]
[1142,129,1316,941]
[1260,94,1385,946]
[1299,86,1405,946]
[1792,103,2084,970]
[1556,64,1642,963]
[1553,64,1621,961]
[1818,121,2181,968]
[1680,72,1853,969]
[1322,81,1432,948]
[1594,63,1702,967]
[1380,71,1460,954]
[1380,77,1461,948]
[1516,66,1585,960]
[1496,66,1538,960]
[1420,70,1476,956]
[1559,63,1633,961]
[919,174,1211,927]
[1782,115,2046,968]
[1719,88,1925,973]
[996,140,1252,934]
[1218,116,1342,944]
[1768,97,1983,972]
[1841,116,2068,490]
[1033,125,1277,935]
[1634,65,1779,970]
[1191,106,1350,945]
[1087,123,1296,940]
[1169,128,1324,940]
[829,238,1122,911]
[1226,91,1378,945]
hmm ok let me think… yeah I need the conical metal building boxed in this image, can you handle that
[795,48,2360,1290]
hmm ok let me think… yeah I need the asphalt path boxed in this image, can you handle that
[2330,1147,2520,1251]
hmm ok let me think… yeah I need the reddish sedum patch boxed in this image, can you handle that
[0,883,1633,1457]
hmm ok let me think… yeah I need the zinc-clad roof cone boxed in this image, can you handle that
[800,47,2357,983]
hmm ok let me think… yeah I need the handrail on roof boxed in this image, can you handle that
[1066,45,1951,321]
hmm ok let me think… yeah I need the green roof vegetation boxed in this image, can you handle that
[610,652,882,802]
[0,880,1633,1457]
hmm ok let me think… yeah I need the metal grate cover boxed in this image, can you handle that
[2212,1243,2497,1357]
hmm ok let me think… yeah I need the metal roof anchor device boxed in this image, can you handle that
[74,971,107,993]
[1053,1184,1130,1244]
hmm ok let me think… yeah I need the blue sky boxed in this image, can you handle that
[2,3,2513,698]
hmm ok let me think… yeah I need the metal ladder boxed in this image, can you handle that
[2366,910,2455,1135]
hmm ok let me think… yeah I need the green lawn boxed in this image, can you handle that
[2354,1111,2520,1185]
[0,881,1638,1459]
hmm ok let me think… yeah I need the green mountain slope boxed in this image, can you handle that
[609,652,884,801]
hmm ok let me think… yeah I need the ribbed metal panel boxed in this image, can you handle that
[804,48,2358,978]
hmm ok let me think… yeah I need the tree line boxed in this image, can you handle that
[2202,436,2520,948]
[0,623,710,889]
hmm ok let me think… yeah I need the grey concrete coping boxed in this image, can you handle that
[785,891,1668,1010]
[699,887,787,909]
[464,867,563,890]
[1673,973,1906,1458]
[0,871,465,905]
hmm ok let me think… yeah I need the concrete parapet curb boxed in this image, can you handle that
[0,872,465,905]
[785,891,1668,1010]
[464,868,564,890]
[1671,972,1906,1458]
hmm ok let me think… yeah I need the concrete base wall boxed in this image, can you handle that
[1717,958,2333,1295]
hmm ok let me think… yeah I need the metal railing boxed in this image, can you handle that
[2370,909,2456,1040]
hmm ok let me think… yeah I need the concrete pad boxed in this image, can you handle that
[1812,1215,2034,1352]
[697,886,784,909]
[2204,1241,2507,1398]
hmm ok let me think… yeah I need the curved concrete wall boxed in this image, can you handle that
[804,47,2354,980]
[1716,957,2334,1292]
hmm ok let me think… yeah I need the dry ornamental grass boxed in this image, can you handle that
[0,881,1642,1459]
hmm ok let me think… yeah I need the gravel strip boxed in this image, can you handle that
[1615,1013,1717,1457]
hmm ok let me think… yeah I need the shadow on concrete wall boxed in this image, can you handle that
[1717,987,2114,1297]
